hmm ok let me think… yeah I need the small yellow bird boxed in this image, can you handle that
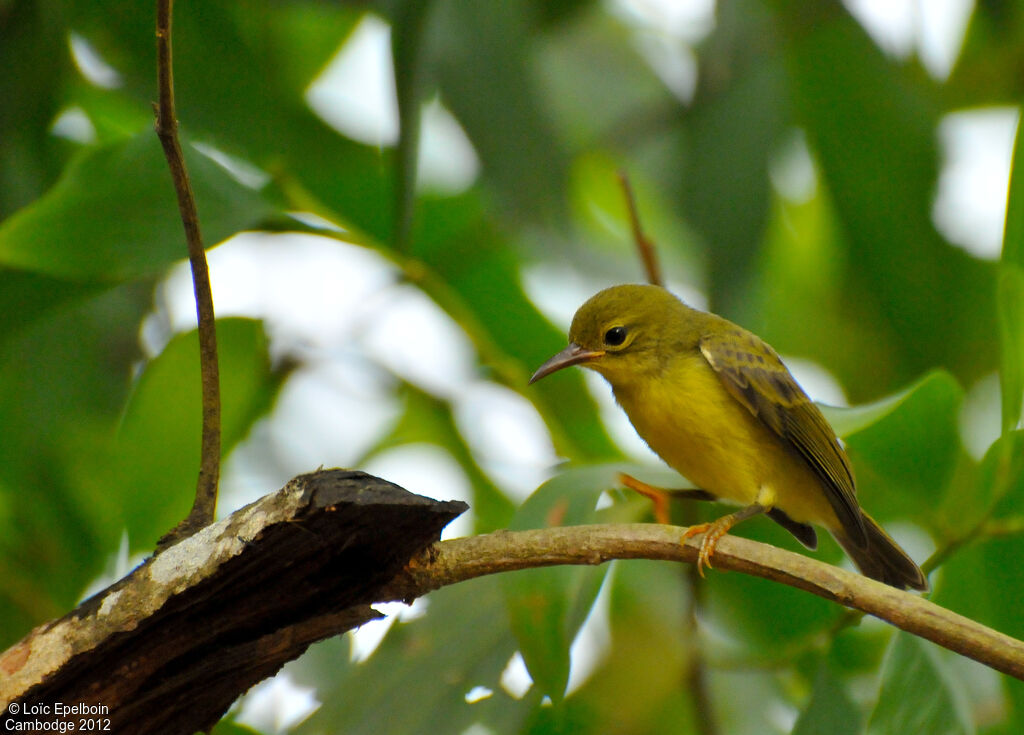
[531,284,927,591]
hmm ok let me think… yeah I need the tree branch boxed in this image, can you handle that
[1,470,466,734]
[387,526,1024,681]
[154,0,221,542]
[3,471,1023,734]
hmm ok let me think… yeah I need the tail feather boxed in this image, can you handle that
[833,512,928,592]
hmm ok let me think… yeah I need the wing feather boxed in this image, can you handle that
[699,328,867,548]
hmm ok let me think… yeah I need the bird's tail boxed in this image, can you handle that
[833,511,928,591]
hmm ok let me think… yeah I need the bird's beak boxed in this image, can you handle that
[529,343,605,384]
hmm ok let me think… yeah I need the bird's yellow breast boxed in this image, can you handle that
[608,353,841,529]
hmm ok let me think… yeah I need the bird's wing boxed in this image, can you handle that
[699,328,867,548]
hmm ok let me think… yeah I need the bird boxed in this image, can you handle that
[530,283,927,591]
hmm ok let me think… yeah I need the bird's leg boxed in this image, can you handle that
[682,503,767,577]
[618,473,715,525]
[619,473,671,524]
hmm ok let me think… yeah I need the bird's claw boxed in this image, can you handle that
[681,519,733,578]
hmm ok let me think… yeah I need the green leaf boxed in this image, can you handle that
[0,132,276,281]
[391,0,435,252]
[867,633,973,735]
[840,371,964,519]
[792,662,863,735]
[933,523,1024,734]
[680,2,788,315]
[430,0,569,227]
[999,110,1024,433]
[997,266,1024,433]
[295,577,528,735]
[704,548,841,654]
[985,430,1024,519]
[71,2,397,244]
[0,0,72,217]
[369,381,515,532]
[549,555,700,733]
[0,269,105,345]
[0,283,151,646]
[777,1,996,393]
[210,721,265,735]
[411,203,620,462]
[501,465,621,701]
[821,370,960,439]
[109,318,279,547]
[1001,109,1024,273]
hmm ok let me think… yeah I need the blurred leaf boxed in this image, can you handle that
[430,0,569,226]
[0,132,276,281]
[71,1,397,244]
[536,12,673,152]
[948,3,1024,107]
[933,528,1024,734]
[210,721,265,735]
[704,543,841,654]
[369,381,515,532]
[842,370,964,519]
[391,0,434,252]
[680,2,790,314]
[502,465,617,701]
[822,370,959,439]
[867,632,973,735]
[777,1,997,395]
[999,111,1024,432]
[0,269,105,344]
[985,430,1024,519]
[793,661,863,735]
[258,4,361,96]
[553,556,698,734]
[931,427,1024,659]
[411,206,620,461]
[295,577,528,735]
[997,267,1024,433]
[566,151,700,280]
[108,318,278,548]
[0,0,72,216]
[750,189,899,398]
[1000,109,1024,276]
[0,284,149,646]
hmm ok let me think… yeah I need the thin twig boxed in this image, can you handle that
[387,524,1024,681]
[154,0,220,541]
[618,169,662,287]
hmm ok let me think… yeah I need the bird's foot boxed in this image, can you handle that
[680,521,729,577]
[618,473,671,525]
[681,503,766,578]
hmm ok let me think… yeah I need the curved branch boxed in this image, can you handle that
[387,524,1024,681]
[4,472,1022,734]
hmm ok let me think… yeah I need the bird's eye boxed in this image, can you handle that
[604,326,627,346]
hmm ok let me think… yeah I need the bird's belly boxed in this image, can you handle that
[614,365,839,527]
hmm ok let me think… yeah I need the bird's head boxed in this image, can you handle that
[530,284,695,386]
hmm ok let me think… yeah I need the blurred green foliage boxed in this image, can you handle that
[2,1,1024,733]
